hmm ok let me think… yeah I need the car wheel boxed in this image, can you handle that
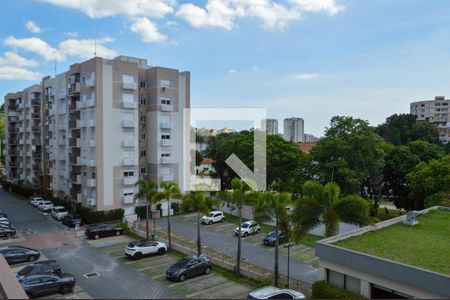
[28,255,37,262]
[116,231,121,236]
[6,233,11,238]
[178,274,186,282]
[157,248,166,255]
[208,221,212,225]
[243,232,249,237]
[256,228,261,234]
[94,234,100,240]
[60,284,72,295]
[134,252,143,260]
[220,218,224,222]
[204,267,211,275]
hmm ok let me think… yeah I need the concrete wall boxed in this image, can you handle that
[0,255,28,299]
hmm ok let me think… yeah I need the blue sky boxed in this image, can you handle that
[1,0,450,136]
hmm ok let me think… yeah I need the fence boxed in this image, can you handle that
[134,224,311,297]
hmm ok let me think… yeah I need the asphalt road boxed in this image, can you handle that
[156,215,321,284]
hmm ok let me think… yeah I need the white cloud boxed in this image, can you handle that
[25,20,41,33]
[4,36,65,62]
[0,66,41,80]
[64,31,79,38]
[176,0,343,30]
[293,73,320,80]
[0,52,38,68]
[130,17,167,43]
[40,0,175,19]
[229,69,237,74]
[59,37,117,59]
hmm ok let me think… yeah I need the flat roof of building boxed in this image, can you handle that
[334,209,450,275]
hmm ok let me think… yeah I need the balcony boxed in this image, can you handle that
[58,90,67,99]
[48,107,56,116]
[58,140,66,146]
[18,103,25,109]
[85,78,95,87]
[31,99,40,106]
[160,174,174,182]
[76,175,81,184]
[76,138,82,147]
[88,140,96,147]
[49,153,56,160]
[160,122,171,129]
[122,82,138,90]
[18,115,25,121]
[76,120,84,128]
[58,107,66,114]
[123,158,137,166]
[122,100,138,109]
[122,120,135,128]
[160,104,173,112]
[160,139,172,146]
[69,82,81,94]
[85,120,96,127]
[58,124,66,131]
[122,139,135,148]
[58,155,66,161]
[83,159,96,167]
[85,97,95,108]
[160,157,173,164]
[87,197,96,207]
[8,111,17,117]
[123,195,134,204]
[86,179,96,187]
[123,177,138,185]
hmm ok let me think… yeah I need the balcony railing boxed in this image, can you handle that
[86,179,96,187]
[123,177,138,185]
[85,78,95,87]
[160,139,172,146]
[123,158,137,166]
[122,120,135,128]
[122,139,135,148]
[160,157,173,164]
[160,122,171,129]
[160,174,174,182]
[123,195,134,204]
[122,100,138,109]
[160,104,173,112]
[122,82,138,90]
[69,82,81,94]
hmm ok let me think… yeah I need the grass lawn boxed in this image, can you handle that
[335,209,450,275]
[223,213,322,247]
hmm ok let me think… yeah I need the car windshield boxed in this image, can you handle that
[55,208,65,212]
[208,213,214,217]
[174,258,191,267]
[18,266,32,276]
[241,223,250,228]
[268,231,279,237]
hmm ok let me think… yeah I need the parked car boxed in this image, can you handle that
[38,201,54,212]
[16,260,62,280]
[0,223,11,229]
[0,227,16,238]
[166,255,211,282]
[20,273,76,298]
[0,246,40,264]
[247,286,305,299]
[0,217,10,227]
[125,240,167,259]
[85,224,123,240]
[235,221,261,237]
[201,211,225,225]
[30,197,44,207]
[51,206,68,221]
[61,214,82,228]
[263,231,290,246]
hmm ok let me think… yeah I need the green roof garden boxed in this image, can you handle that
[334,209,450,275]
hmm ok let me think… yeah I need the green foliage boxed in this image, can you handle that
[424,192,450,208]
[76,204,124,224]
[196,150,203,166]
[333,195,370,226]
[407,140,443,162]
[135,205,148,220]
[311,281,362,299]
[2,182,40,197]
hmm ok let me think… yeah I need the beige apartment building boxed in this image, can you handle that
[410,96,450,143]
[4,55,190,220]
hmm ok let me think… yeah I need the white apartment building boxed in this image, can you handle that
[283,117,304,143]
[304,133,321,143]
[262,119,279,135]
[410,96,450,143]
[4,56,190,219]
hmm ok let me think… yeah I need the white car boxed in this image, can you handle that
[30,197,44,207]
[125,240,167,259]
[38,201,54,212]
[248,286,305,299]
[235,221,261,237]
[0,217,11,227]
[51,206,68,220]
[201,211,224,225]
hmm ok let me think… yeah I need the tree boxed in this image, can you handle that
[134,179,158,240]
[291,181,369,239]
[156,181,181,250]
[218,178,256,276]
[182,192,218,256]
[407,140,443,162]
[254,191,291,287]
[310,116,385,195]
[376,114,439,145]
[406,155,450,210]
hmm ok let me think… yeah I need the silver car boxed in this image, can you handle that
[247,286,306,299]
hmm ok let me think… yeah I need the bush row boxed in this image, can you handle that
[311,281,362,299]
[75,204,124,224]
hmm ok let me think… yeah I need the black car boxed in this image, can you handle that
[20,273,76,298]
[263,231,290,246]
[0,227,16,238]
[85,224,123,240]
[0,246,40,264]
[16,260,62,280]
[61,214,82,228]
[166,255,212,282]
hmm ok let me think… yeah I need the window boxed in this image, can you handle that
[141,133,146,140]
[161,98,171,105]
[140,168,146,174]
[140,151,146,157]
[161,134,171,140]
[140,81,146,88]
[123,192,134,197]
[160,79,171,87]
[140,98,146,105]
[328,270,345,288]
[122,74,134,83]
[124,171,134,177]
[161,153,170,157]
[327,270,360,294]
[140,115,146,122]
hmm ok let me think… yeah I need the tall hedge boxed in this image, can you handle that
[311,281,362,299]
[76,204,124,224]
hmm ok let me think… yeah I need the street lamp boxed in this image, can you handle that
[283,242,295,288]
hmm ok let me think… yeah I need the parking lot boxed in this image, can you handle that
[96,237,258,299]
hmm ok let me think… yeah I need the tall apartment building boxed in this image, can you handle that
[262,119,279,135]
[283,117,304,142]
[4,55,190,219]
[410,96,450,143]
[304,133,321,143]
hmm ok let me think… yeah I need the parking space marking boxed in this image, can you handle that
[186,281,235,298]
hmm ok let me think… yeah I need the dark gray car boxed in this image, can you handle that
[0,227,16,238]
[166,255,211,282]
[0,246,40,264]
[20,273,76,298]
[16,260,62,280]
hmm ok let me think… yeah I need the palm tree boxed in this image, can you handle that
[218,178,256,276]
[134,179,158,240]
[254,191,291,287]
[155,181,181,250]
[291,180,370,239]
[182,192,218,256]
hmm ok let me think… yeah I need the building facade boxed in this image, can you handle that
[283,117,304,142]
[410,96,450,143]
[262,119,279,135]
[4,56,190,219]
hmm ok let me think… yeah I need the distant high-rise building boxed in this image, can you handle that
[304,133,321,143]
[262,119,278,135]
[410,96,450,144]
[283,117,304,142]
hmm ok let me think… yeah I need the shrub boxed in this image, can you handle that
[311,280,362,299]
[135,205,148,220]
[76,204,124,224]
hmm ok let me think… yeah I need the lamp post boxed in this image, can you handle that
[284,242,295,288]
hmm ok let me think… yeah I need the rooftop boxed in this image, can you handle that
[334,209,450,275]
